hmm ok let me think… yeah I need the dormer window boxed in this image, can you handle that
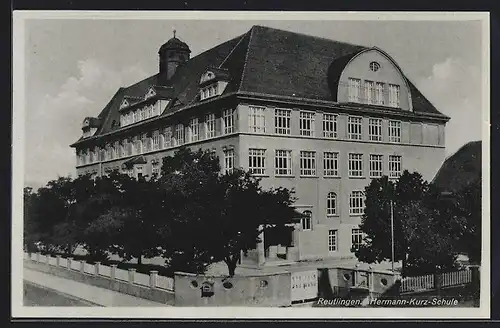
[145,87,156,100]
[199,69,229,101]
[120,99,129,109]
[369,61,380,72]
[200,83,219,100]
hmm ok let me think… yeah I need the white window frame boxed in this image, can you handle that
[328,229,338,252]
[347,116,363,140]
[175,124,185,146]
[223,148,235,174]
[163,126,172,148]
[348,153,364,178]
[248,106,266,133]
[388,120,402,143]
[349,191,365,216]
[274,108,291,135]
[301,211,312,231]
[389,84,401,108]
[223,108,234,135]
[327,192,337,217]
[348,78,361,103]
[120,140,127,158]
[369,154,383,178]
[300,151,316,177]
[323,152,339,177]
[368,118,383,142]
[141,133,148,153]
[299,111,315,137]
[365,80,375,104]
[189,118,199,142]
[389,155,402,178]
[205,113,216,139]
[351,228,364,250]
[375,82,385,105]
[152,161,161,176]
[275,149,292,176]
[248,148,266,176]
[152,130,160,150]
[323,113,337,138]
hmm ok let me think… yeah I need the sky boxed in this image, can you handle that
[22,17,485,189]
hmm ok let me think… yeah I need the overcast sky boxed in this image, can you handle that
[22,17,484,189]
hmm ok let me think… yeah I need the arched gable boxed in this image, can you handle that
[336,47,413,111]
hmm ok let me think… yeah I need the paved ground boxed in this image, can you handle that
[23,268,168,307]
[24,281,96,306]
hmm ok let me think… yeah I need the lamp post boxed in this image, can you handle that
[390,199,395,273]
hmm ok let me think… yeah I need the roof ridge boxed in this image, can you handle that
[218,31,249,69]
[237,26,255,92]
[251,25,369,49]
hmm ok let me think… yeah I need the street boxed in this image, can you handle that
[23,281,96,306]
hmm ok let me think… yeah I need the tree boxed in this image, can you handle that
[158,148,299,276]
[23,187,40,252]
[455,177,481,264]
[354,170,460,276]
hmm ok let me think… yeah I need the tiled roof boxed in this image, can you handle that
[72,25,447,146]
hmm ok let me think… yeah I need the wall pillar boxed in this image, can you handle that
[150,270,158,288]
[94,262,101,276]
[257,224,265,266]
[56,255,61,267]
[128,268,136,284]
[80,260,85,273]
[110,264,117,280]
[67,257,73,270]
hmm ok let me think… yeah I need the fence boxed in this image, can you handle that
[24,252,174,291]
[400,269,473,293]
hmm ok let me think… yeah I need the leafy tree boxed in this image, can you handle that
[355,170,460,276]
[454,177,481,264]
[23,187,40,252]
[158,148,298,276]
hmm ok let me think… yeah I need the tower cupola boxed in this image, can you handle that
[158,30,191,80]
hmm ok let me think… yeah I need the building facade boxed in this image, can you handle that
[71,26,449,266]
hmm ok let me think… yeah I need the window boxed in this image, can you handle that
[134,136,142,155]
[369,154,383,178]
[133,111,138,123]
[141,133,149,152]
[136,165,143,179]
[328,230,338,252]
[248,149,266,175]
[152,161,161,176]
[348,116,363,140]
[275,108,291,135]
[348,153,364,177]
[388,120,402,143]
[163,126,172,148]
[113,141,119,158]
[352,229,364,250]
[152,130,160,150]
[205,113,216,138]
[300,151,316,176]
[389,84,400,108]
[275,150,292,176]
[323,113,337,138]
[223,148,235,174]
[349,191,365,215]
[175,124,185,146]
[327,192,337,216]
[302,211,312,230]
[348,78,361,102]
[223,109,234,134]
[375,82,385,105]
[389,155,402,178]
[140,109,145,121]
[368,118,383,142]
[369,61,380,72]
[189,118,199,142]
[249,106,266,133]
[323,152,339,177]
[299,111,315,136]
[365,80,375,104]
[120,140,127,157]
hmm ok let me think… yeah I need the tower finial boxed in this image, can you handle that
[173,29,176,38]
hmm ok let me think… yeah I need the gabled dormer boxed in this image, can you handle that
[81,117,101,138]
[119,87,173,128]
[199,67,230,101]
[120,95,142,110]
[144,87,156,100]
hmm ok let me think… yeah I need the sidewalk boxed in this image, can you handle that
[23,268,169,307]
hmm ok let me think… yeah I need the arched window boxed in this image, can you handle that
[301,210,312,231]
[327,192,337,217]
